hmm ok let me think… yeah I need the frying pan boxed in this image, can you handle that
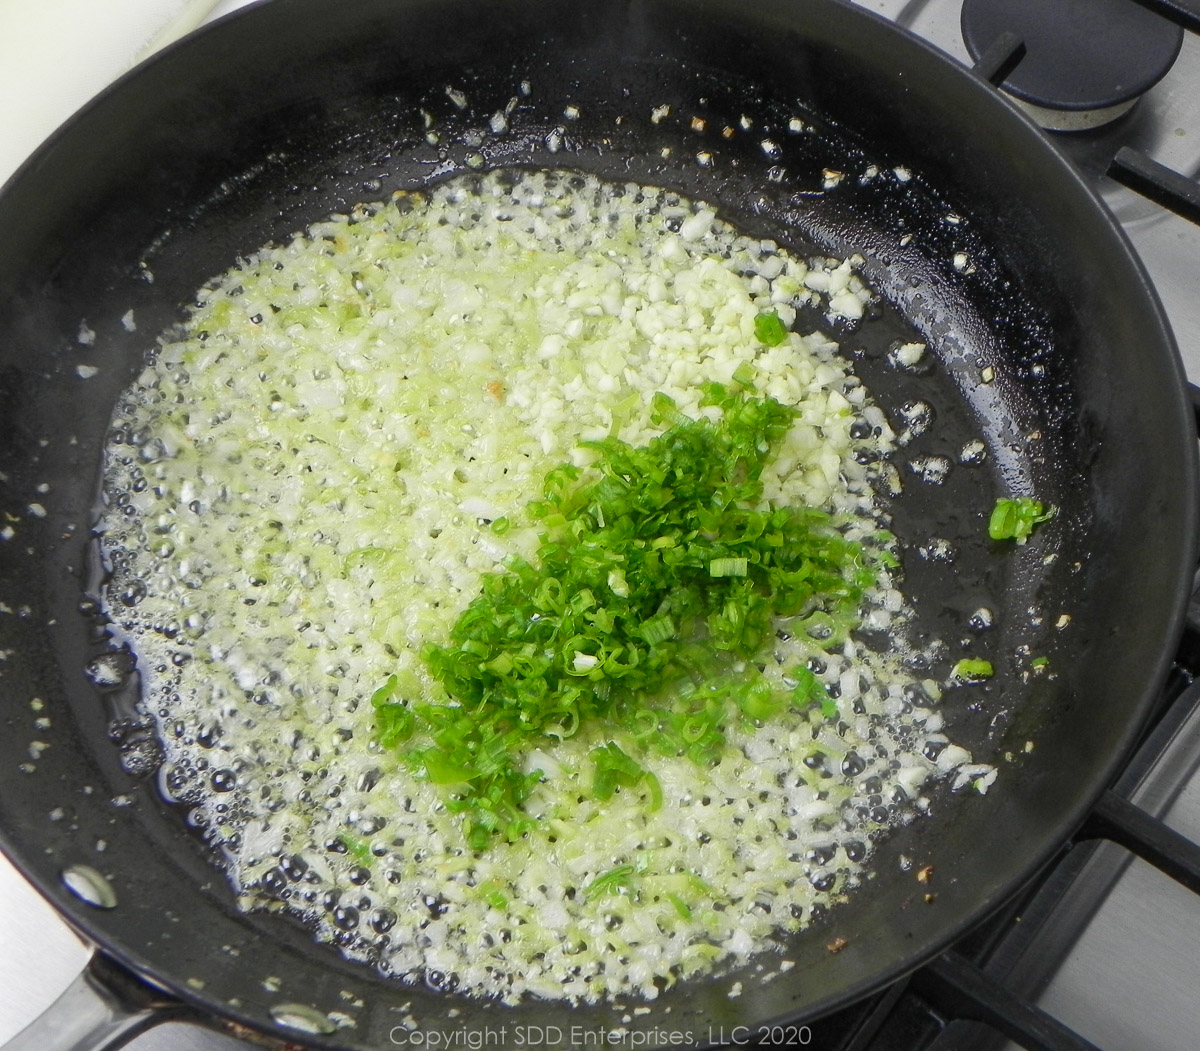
[0,0,1195,1047]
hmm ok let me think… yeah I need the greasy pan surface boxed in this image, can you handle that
[0,0,1195,1046]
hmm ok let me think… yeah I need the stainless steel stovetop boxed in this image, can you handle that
[2,2,1199,1049]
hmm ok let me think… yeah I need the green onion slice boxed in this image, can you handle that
[988,497,1054,543]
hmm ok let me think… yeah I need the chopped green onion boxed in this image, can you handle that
[731,361,757,388]
[477,878,511,911]
[709,557,748,578]
[792,665,837,719]
[584,864,635,900]
[638,613,676,646]
[370,674,415,747]
[644,771,663,813]
[421,752,477,784]
[988,497,1054,543]
[737,675,784,722]
[336,833,375,866]
[370,675,398,707]
[650,390,687,428]
[666,892,692,919]
[953,658,994,681]
[753,310,788,347]
[380,385,883,851]
[592,742,649,801]
[485,652,514,676]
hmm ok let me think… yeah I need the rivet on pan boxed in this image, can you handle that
[269,1003,338,1036]
[61,864,118,909]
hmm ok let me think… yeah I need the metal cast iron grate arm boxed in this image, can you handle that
[908,951,1102,1051]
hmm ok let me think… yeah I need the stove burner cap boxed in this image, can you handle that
[961,0,1184,131]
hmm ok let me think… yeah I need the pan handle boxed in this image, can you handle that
[2,951,196,1051]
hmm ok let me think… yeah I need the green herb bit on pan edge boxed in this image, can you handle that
[988,497,1055,543]
[953,658,994,682]
[373,384,891,852]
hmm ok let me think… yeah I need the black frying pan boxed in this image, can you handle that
[0,0,1195,1048]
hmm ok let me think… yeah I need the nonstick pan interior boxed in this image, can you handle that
[0,0,1194,1046]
